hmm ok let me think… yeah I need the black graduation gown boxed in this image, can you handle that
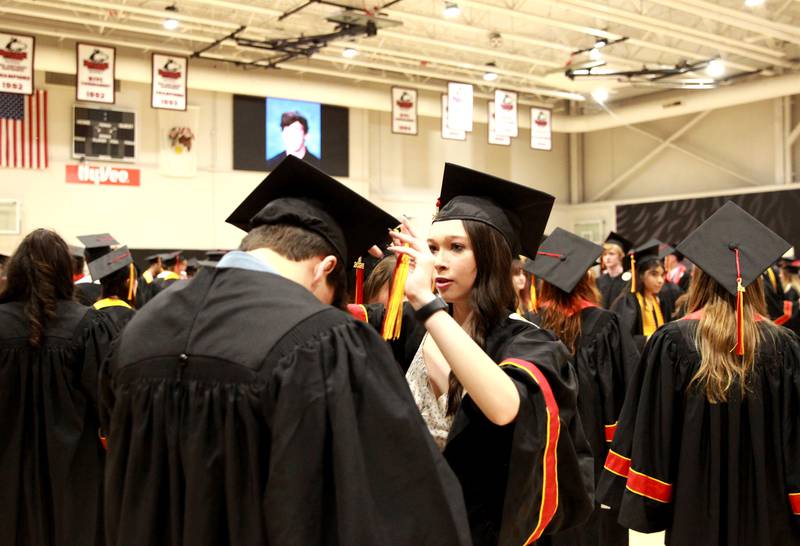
[597,319,800,546]
[658,282,682,321]
[75,280,101,306]
[135,274,156,308]
[0,300,105,546]
[596,273,626,309]
[610,291,668,353]
[785,286,799,303]
[763,267,786,320]
[543,307,640,546]
[100,267,472,546]
[355,304,594,545]
[151,274,180,298]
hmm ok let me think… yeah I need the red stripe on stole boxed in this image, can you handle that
[789,492,800,515]
[346,304,368,323]
[604,449,631,478]
[501,358,560,544]
[604,422,617,443]
[775,300,793,326]
[626,468,673,504]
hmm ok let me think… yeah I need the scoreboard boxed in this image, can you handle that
[72,106,135,162]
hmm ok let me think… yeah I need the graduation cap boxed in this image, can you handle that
[627,239,662,293]
[527,228,603,294]
[77,233,119,263]
[225,155,398,265]
[434,163,554,258]
[676,201,790,355]
[604,231,634,255]
[160,251,181,265]
[205,250,227,262]
[87,245,133,281]
[145,253,162,264]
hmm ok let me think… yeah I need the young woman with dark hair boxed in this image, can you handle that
[0,228,104,546]
[610,241,668,351]
[526,228,640,546]
[598,202,800,546]
[352,164,593,546]
[511,258,532,314]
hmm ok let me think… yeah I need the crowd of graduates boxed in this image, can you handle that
[0,156,799,546]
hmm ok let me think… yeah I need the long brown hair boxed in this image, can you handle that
[446,219,517,416]
[511,259,531,311]
[537,272,601,354]
[686,267,778,403]
[0,229,75,346]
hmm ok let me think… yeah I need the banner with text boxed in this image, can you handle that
[0,33,34,95]
[493,89,518,138]
[530,107,552,151]
[447,82,473,132]
[441,94,466,141]
[151,54,188,110]
[66,164,140,186]
[391,87,417,135]
[77,43,115,104]
[488,101,510,146]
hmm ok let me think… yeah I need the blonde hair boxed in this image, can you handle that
[602,243,624,259]
[686,268,779,403]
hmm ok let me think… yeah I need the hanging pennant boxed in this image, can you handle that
[0,32,34,95]
[493,89,518,138]
[76,43,116,104]
[441,94,466,141]
[446,82,473,132]
[151,53,188,111]
[391,86,418,135]
[488,101,510,146]
[530,107,553,151]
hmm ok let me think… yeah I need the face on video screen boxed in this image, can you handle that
[266,98,322,162]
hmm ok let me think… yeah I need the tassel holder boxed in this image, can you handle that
[353,257,365,305]
[381,242,411,340]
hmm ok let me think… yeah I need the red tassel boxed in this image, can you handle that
[734,248,745,356]
[353,257,365,305]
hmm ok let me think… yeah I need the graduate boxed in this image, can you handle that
[100,156,472,546]
[74,233,118,306]
[598,201,800,546]
[762,258,786,319]
[151,250,182,295]
[610,240,669,352]
[0,229,104,546]
[526,228,640,546]
[135,252,162,307]
[780,258,800,302]
[596,231,633,309]
[353,164,594,546]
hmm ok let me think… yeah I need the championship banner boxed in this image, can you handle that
[441,94,466,141]
[151,54,188,111]
[488,101,510,146]
[391,87,417,135]
[76,43,115,104]
[447,82,473,132]
[493,89,518,138]
[530,107,552,151]
[158,106,199,177]
[0,33,34,95]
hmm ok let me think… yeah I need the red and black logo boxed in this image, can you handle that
[0,37,28,61]
[158,58,182,79]
[83,49,110,70]
[395,91,413,109]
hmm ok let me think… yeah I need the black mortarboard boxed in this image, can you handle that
[676,201,790,296]
[77,233,118,262]
[226,156,398,264]
[160,251,181,263]
[145,253,162,263]
[785,259,800,275]
[528,228,603,293]
[434,163,554,258]
[604,231,633,255]
[632,239,661,263]
[87,246,133,281]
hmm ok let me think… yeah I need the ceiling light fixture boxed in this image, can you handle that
[744,0,765,6]
[163,5,180,31]
[593,38,608,49]
[705,58,726,78]
[591,88,609,103]
[443,2,461,18]
[483,62,498,82]
[589,48,603,61]
[342,47,358,58]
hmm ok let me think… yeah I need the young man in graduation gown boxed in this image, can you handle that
[74,233,118,306]
[135,253,162,307]
[100,156,472,546]
[595,232,633,308]
[151,250,182,296]
[598,202,800,546]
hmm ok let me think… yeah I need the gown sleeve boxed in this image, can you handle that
[596,325,681,532]
[262,315,472,546]
[492,326,594,543]
[346,301,424,372]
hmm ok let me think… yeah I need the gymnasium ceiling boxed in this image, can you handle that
[3,0,800,109]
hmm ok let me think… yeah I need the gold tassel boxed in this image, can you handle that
[529,274,538,312]
[127,263,135,303]
[629,254,637,293]
[381,244,411,340]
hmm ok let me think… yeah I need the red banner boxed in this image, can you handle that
[66,164,140,186]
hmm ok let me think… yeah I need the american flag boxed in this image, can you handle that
[0,90,48,169]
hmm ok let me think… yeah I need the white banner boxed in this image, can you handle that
[391,87,417,135]
[441,94,466,141]
[159,106,199,178]
[488,101,510,146]
[0,33,34,95]
[76,43,115,104]
[447,82,473,132]
[493,89,518,138]
[151,54,188,111]
[530,107,553,151]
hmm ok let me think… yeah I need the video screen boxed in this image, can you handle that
[233,94,349,176]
